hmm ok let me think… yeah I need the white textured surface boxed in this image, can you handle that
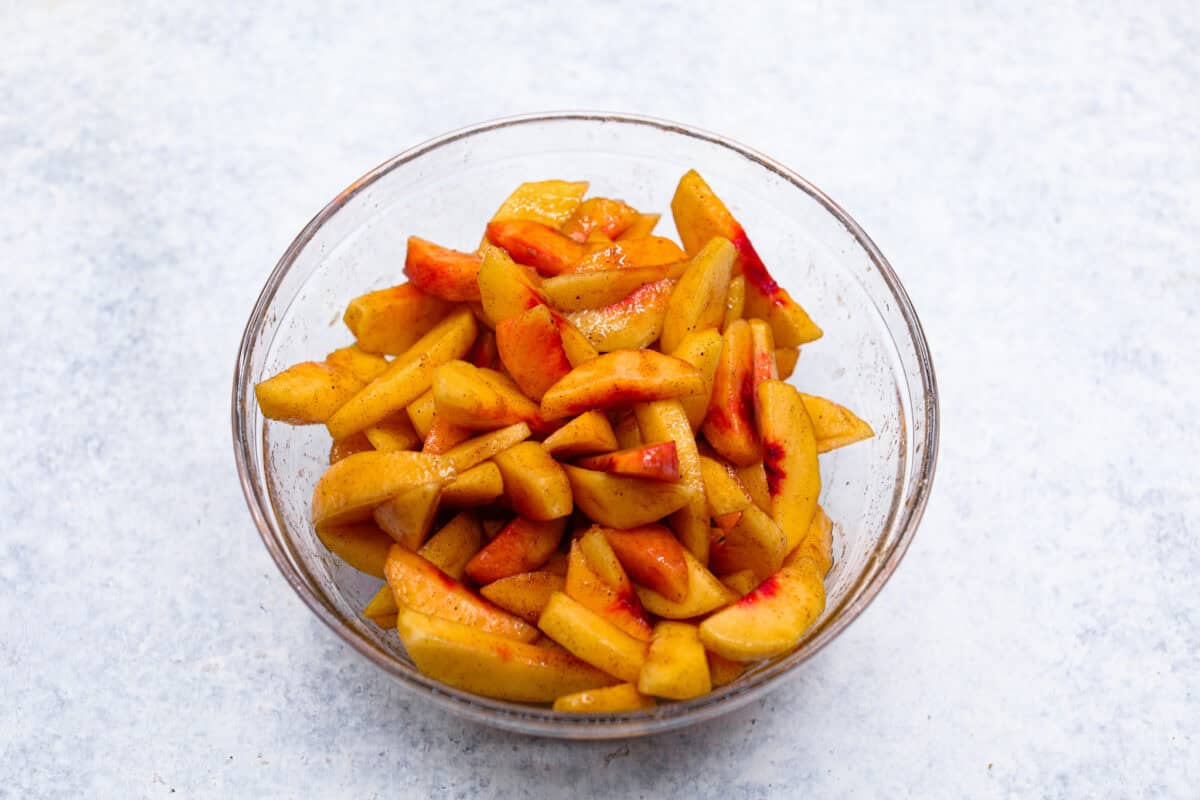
[2,2,1197,797]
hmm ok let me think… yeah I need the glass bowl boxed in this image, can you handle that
[231,112,938,739]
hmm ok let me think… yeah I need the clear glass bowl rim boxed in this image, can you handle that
[231,111,940,738]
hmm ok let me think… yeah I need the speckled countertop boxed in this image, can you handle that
[2,3,1197,797]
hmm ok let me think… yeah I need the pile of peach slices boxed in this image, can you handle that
[255,170,874,711]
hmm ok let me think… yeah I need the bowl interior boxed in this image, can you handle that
[233,114,937,738]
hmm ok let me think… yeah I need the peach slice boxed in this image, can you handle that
[327,307,477,439]
[477,244,547,326]
[385,546,537,642]
[343,283,453,355]
[464,517,566,585]
[440,422,531,474]
[575,441,680,482]
[364,412,421,452]
[800,393,875,453]
[669,328,724,430]
[552,312,600,367]
[541,265,675,312]
[468,329,500,370]
[363,584,399,628]
[311,450,449,527]
[492,441,573,520]
[566,237,686,272]
[440,462,504,507]
[698,559,826,661]
[634,550,736,619]
[432,360,542,430]
[565,537,653,642]
[329,431,373,464]
[486,219,588,275]
[479,571,566,624]
[560,197,640,242]
[637,622,711,700]
[612,409,643,450]
[418,512,484,580]
[660,237,735,353]
[540,410,618,457]
[785,505,833,577]
[495,304,573,401]
[748,318,779,393]
[722,275,745,330]
[566,278,673,352]
[324,345,389,383]
[490,180,589,227]
[397,609,614,703]
[315,522,392,578]
[670,169,822,348]
[701,319,760,466]
[540,350,705,420]
[707,651,747,687]
[562,465,694,529]
[616,213,660,240]
[405,389,436,438]
[403,236,482,302]
[255,361,363,425]
[735,462,771,513]
[601,525,689,603]
[757,380,821,551]
[719,569,759,597]
[372,481,443,550]
[633,400,709,563]
[421,414,472,455]
[709,504,788,580]
[776,347,800,379]
[538,591,649,683]
[697,455,753,518]
[552,682,656,713]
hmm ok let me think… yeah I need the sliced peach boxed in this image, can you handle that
[577,528,627,589]
[385,546,537,642]
[563,465,694,529]
[799,393,875,453]
[418,512,484,580]
[440,462,504,507]
[670,168,741,257]
[492,441,573,520]
[707,651,747,687]
[440,422,531,474]
[490,180,589,227]
[311,450,449,527]
[701,319,760,466]
[735,462,771,513]
[633,400,709,563]
[660,237,735,353]
[432,360,541,430]
[540,410,618,457]
[560,197,639,242]
[565,538,652,642]
[405,389,436,438]
[709,504,788,580]
[397,609,614,703]
[669,328,724,430]
[617,213,660,240]
[612,409,643,450]
[748,318,778,393]
[363,584,398,627]
[776,347,800,379]
[553,682,656,713]
[785,506,834,577]
[723,275,745,330]
[540,350,704,420]
[566,278,673,352]
[634,550,736,619]
[364,413,420,452]
[552,312,600,367]
[421,414,472,455]
[697,455,753,518]
[477,244,547,326]
[637,622,711,700]
[329,431,373,464]
[403,236,482,302]
[343,283,453,355]
[757,380,821,551]
[538,591,649,683]
[575,441,680,482]
[480,571,566,624]
[327,307,477,439]
[373,481,443,550]
[495,304,573,401]
[315,522,392,578]
[541,265,674,311]
[698,559,826,661]
[486,219,588,275]
[719,569,759,597]
[255,361,363,425]
[567,237,686,272]
[324,345,389,383]
[468,329,500,370]
[464,517,566,585]
[601,525,688,604]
